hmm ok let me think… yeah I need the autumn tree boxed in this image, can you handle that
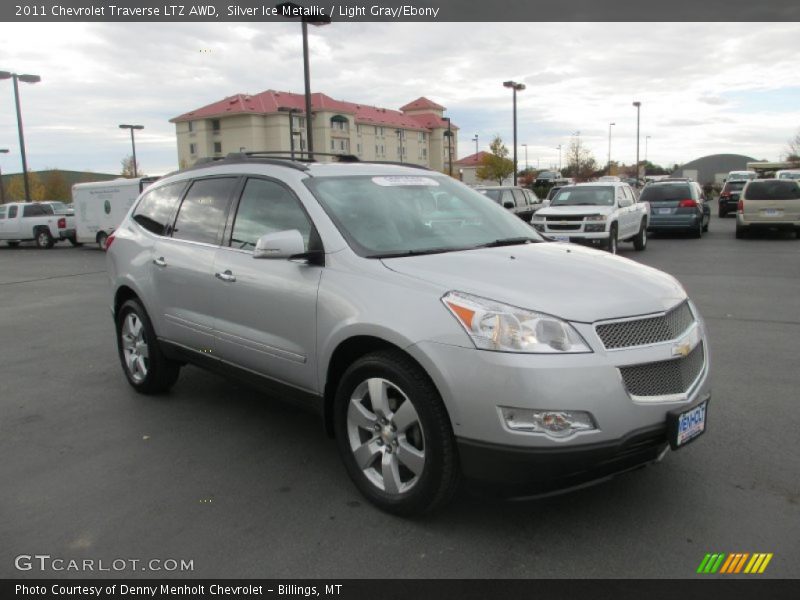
[5,171,46,201]
[476,135,514,185]
[121,155,144,178]
[42,170,71,200]
[563,135,598,182]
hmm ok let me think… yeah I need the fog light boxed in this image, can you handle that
[500,407,596,438]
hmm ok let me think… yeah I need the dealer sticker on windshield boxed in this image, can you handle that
[372,176,440,187]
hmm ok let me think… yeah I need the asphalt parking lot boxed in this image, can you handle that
[1,205,798,579]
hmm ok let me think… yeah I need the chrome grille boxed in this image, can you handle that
[619,342,704,398]
[596,301,694,349]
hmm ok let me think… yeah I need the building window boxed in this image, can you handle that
[357,143,362,154]
[211,119,221,133]
[356,124,362,136]
[187,121,194,133]
[330,115,349,131]
[422,148,427,158]
[419,131,426,142]
[339,139,349,152]
[376,126,384,137]
[331,139,336,151]
[213,142,222,154]
[189,143,197,155]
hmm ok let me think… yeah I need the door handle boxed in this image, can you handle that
[153,257,167,267]
[215,270,236,283]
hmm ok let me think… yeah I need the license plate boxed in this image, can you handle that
[668,399,708,450]
[550,235,570,242]
[658,208,672,214]
[761,209,782,217]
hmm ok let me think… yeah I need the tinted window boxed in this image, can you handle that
[8,206,18,218]
[230,178,312,251]
[723,181,746,193]
[23,204,50,217]
[133,181,186,236]
[173,178,237,245]
[639,184,692,202]
[745,181,800,200]
[478,189,501,203]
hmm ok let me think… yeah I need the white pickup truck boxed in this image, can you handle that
[531,181,650,254]
[0,202,68,248]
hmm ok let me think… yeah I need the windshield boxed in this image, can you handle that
[728,172,755,181]
[305,175,541,257]
[538,172,558,179]
[550,186,615,206]
[777,171,800,180]
[640,184,693,202]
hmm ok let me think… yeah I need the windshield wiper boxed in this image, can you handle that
[367,247,459,259]
[472,237,538,249]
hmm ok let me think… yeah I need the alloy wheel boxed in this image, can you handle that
[121,312,149,383]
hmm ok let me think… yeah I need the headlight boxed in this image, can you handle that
[585,214,606,221]
[442,291,591,353]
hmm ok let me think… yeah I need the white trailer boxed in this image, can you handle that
[72,177,158,247]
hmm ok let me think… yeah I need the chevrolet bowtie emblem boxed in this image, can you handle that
[672,342,692,357]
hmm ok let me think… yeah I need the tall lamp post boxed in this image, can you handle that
[556,144,562,171]
[503,80,525,186]
[277,106,300,159]
[442,117,453,176]
[0,148,8,204]
[645,135,651,164]
[607,122,615,175]
[119,124,144,177]
[472,134,478,157]
[633,101,641,186]
[278,2,331,161]
[521,143,529,171]
[0,71,41,202]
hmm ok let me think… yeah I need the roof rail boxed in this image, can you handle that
[227,151,361,163]
[360,161,433,171]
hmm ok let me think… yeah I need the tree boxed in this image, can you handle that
[563,135,597,182]
[42,170,71,200]
[5,171,46,201]
[786,129,800,162]
[476,135,514,185]
[121,155,144,178]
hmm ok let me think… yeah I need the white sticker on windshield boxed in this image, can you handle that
[558,191,571,199]
[372,176,440,187]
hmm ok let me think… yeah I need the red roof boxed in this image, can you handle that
[171,90,454,132]
[455,151,490,167]
[399,96,445,112]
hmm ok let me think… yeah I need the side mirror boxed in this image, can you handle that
[253,229,305,259]
[503,200,515,209]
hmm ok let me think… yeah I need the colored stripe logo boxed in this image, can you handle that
[697,553,773,574]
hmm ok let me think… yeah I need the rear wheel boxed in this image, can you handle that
[116,299,181,394]
[735,224,747,239]
[691,218,702,239]
[632,219,647,251]
[718,207,727,218]
[35,228,54,249]
[702,214,709,232]
[333,350,460,516]
[97,231,108,250]
[68,235,82,247]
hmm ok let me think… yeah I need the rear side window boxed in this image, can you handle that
[512,189,527,207]
[639,184,692,202]
[172,177,237,245]
[8,206,18,218]
[745,181,800,200]
[22,204,51,217]
[133,182,186,236]
[230,178,312,251]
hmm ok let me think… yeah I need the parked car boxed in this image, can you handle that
[108,156,711,515]
[718,179,747,218]
[736,179,800,239]
[725,170,757,183]
[534,170,563,186]
[474,185,542,222]
[531,182,649,253]
[41,201,79,245]
[775,169,800,181]
[639,181,710,237]
[0,202,67,248]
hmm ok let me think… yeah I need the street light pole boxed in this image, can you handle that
[0,71,41,202]
[645,135,651,163]
[278,107,300,159]
[442,117,453,176]
[521,143,528,171]
[503,80,525,186]
[633,101,641,187]
[119,124,144,177]
[0,148,8,204]
[278,3,331,161]
[607,122,615,175]
[472,134,478,157]
[557,144,562,171]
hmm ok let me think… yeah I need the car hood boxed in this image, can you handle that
[381,243,685,323]
[536,205,615,217]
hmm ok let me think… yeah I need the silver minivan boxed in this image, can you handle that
[107,156,711,515]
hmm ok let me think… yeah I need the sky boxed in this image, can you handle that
[1,21,799,177]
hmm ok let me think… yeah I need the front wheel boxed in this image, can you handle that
[35,229,54,249]
[605,225,618,254]
[633,219,647,251]
[333,350,460,516]
[719,207,727,218]
[97,231,108,250]
[116,299,181,394]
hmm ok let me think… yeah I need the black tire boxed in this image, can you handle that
[691,219,702,239]
[718,207,727,218]
[333,350,460,516]
[606,224,618,254]
[97,231,108,250]
[7,241,20,248]
[35,228,54,249]
[632,219,647,251]
[68,236,82,247]
[702,214,709,232]
[115,299,181,394]
[735,224,747,239]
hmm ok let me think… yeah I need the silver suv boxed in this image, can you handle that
[107,155,711,515]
